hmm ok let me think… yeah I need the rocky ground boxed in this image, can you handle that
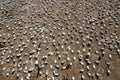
[0,0,120,80]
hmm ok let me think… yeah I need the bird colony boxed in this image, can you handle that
[0,0,120,80]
